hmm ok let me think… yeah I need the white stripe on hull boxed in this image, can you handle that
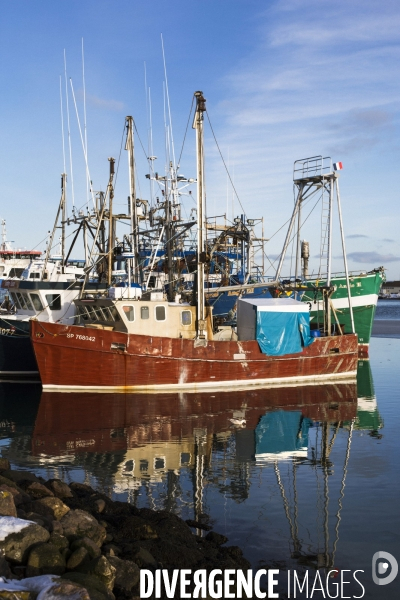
[311,293,378,312]
[42,370,357,394]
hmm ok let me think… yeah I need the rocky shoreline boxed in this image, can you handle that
[0,459,251,599]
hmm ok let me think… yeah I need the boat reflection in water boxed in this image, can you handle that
[0,363,382,580]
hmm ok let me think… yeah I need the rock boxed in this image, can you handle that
[11,566,27,578]
[205,531,228,546]
[67,547,90,570]
[37,580,90,600]
[0,518,50,564]
[0,476,19,489]
[62,572,114,600]
[49,533,70,551]
[1,471,42,484]
[131,547,157,567]
[24,482,54,500]
[0,555,12,578]
[46,479,73,500]
[0,458,10,471]
[185,518,212,531]
[31,497,70,521]
[0,489,17,517]
[77,556,116,592]
[25,512,52,531]
[52,521,64,535]
[102,544,121,557]
[112,515,158,543]
[107,556,139,592]
[60,510,106,547]
[69,483,95,495]
[224,545,243,558]
[93,499,105,514]
[0,592,31,600]
[0,484,30,507]
[70,537,101,559]
[26,542,66,576]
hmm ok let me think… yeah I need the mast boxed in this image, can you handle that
[107,158,115,287]
[61,173,66,273]
[42,174,67,279]
[192,91,207,341]
[125,117,139,284]
[335,177,355,333]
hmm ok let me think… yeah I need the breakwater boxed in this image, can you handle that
[0,459,250,599]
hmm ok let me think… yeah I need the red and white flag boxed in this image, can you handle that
[333,162,343,171]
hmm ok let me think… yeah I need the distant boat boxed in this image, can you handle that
[0,219,42,284]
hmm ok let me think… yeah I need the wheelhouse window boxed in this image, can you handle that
[30,293,44,311]
[9,292,20,308]
[16,293,27,310]
[181,310,192,326]
[76,305,89,322]
[122,305,135,321]
[9,268,24,278]
[101,306,114,321]
[23,294,34,311]
[29,273,40,279]
[109,306,121,322]
[155,305,166,321]
[141,306,149,320]
[85,304,98,320]
[45,294,61,311]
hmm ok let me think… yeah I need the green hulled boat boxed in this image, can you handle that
[354,359,383,431]
[302,267,385,353]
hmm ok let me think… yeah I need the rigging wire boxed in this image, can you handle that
[161,34,176,169]
[177,95,195,170]
[205,110,247,218]
[112,119,128,193]
[69,78,96,209]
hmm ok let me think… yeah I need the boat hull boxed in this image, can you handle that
[303,269,384,352]
[31,321,358,392]
[0,319,38,377]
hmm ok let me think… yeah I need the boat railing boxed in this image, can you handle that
[293,156,332,181]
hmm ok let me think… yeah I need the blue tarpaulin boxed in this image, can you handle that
[256,310,314,356]
[255,411,313,456]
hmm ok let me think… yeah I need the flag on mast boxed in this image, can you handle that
[333,162,343,171]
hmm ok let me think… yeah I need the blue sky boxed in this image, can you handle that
[1,0,399,280]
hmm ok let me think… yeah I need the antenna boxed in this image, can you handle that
[82,38,89,206]
[64,50,75,211]
[144,62,155,206]
[70,78,96,209]
[59,76,66,174]
[161,34,176,169]
[148,86,155,205]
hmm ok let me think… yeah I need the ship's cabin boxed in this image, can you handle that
[74,297,209,340]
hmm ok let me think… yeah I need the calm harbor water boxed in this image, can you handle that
[375,298,400,320]
[0,308,399,598]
